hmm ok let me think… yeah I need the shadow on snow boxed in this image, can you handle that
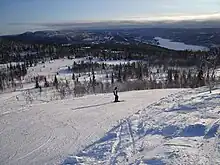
[72,102,113,111]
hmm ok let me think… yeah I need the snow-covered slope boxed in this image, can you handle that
[0,89,181,165]
[2,87,220,165]
[64,87,220,165]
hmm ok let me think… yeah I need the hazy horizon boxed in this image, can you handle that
[1,0,220,35]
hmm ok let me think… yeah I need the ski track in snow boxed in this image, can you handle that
[109,121,123,165]
[0,89,181,165]
[15,131,53,162]
[64,87,220,165]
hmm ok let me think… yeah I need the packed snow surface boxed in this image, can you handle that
[0,89,180,165]
[2,87,220,165]
[155,37,209,51]
[64,87,220,165]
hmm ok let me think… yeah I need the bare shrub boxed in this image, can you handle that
[74,84,87,97]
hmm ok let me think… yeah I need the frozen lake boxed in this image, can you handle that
[155,37,209,51]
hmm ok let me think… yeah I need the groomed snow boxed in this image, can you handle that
[0,89,181,165]
[65,87,220,165]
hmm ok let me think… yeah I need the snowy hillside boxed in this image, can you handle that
[0,89,180,165]
[64,87,220,165]
[1,86,220,165]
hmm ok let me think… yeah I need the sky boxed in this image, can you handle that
[0,0,220,35]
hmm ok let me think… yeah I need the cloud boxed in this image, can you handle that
[120,13,220,22]
[7,12,220,31]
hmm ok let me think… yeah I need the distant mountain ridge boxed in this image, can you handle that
[1,26,220,47]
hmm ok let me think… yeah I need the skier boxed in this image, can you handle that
[113,87,119,102]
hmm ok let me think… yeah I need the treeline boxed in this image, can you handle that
[32,70,208,101]
[67,60,207,89]
[0,63,27,90]
[70,43,206,67]
[0,39,71,64]
[31,60,209,101]
[1,38,206,68]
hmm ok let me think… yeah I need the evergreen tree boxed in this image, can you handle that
[111,72,114,84]
[197,69,205,87]
[138,62,143,80]
[117,64,122,82]
[6,65,10,72]
[181,70,187,87]
[92,67,96,84]
[10,70,15,88]
[198,69,203,81]
[0,77,3,91]
[16,63,21,74]
[157,69,160,74]
[123,68,127,82]
[53,75,58,89]
[92,67,96,93]
[35,76,39,88]
[29,60,33,67]
[100,82,104,93]
[174,70,179,83]
[44,77,49,87]
[187,70,192,81]
[65,80,69,88]
[206,68,210,82]
[9,63,13,71]
[118,69,122,82]
[168,69,173,83]
[21,64,27,76]
[102,63,105,70]
[72,73,75,81]
[89,77,92,84]
[145,66,149,78]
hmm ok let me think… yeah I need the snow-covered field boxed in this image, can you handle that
[24,58,139,83]
[0,88,181,165]
[25,58,83,78]
[155,37,209,51]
